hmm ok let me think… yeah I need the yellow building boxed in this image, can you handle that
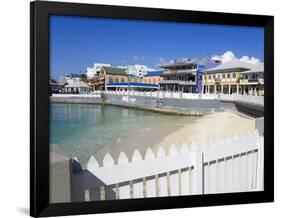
[202,62,264,95]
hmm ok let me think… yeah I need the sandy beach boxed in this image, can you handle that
[151,110,255,154]
[93,110,255,165]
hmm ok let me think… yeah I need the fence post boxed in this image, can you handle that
[256,136,264,191]
[193,151,203,194]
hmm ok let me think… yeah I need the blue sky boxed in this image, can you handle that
[50,15,264,79]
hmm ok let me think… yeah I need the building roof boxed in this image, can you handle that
[203,61,257,73]
[128,74,141,78]
[159,60,197,68]
[102,66,127,75]
[64,81,91,88]
[144,71,164,77]
[241,64,264,74]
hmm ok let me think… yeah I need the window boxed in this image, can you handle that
[213,75,216,79]
[232,73,236,78]
[222,74,225,79]
[114,77,119,83]
[227,74,230,79]
[121,78,125,82]
[109,77,113,83]
[208,75,211,80]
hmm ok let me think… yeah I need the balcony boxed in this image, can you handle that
[162,69,197,75]
[240,79,259,84]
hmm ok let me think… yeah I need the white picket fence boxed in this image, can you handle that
[72,130,263,201]
[103,90,264,106]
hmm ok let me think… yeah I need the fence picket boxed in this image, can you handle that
[145,148,156,197]
[131,149,144,198]
[168,144,179,195]
[87,155,99,172]
[118,152,130,199]
[157,145,166,157]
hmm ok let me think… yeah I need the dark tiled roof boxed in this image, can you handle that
[102,66,127,75]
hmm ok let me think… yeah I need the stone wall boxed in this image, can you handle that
[50,150,72,203]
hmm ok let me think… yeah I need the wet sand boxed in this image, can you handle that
[94,111,255,165]
[93,116,198,164]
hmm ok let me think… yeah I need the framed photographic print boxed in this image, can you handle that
[30,1,274,217]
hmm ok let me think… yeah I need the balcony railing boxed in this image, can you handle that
[240,79,259,84]
[162,69,197,75]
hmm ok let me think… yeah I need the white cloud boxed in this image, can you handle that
[239,56,261,65]
[132,54,146,62]
[211,51,262,65]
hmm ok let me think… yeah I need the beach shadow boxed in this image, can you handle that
[17,207,29,215]
[71,159,116,201]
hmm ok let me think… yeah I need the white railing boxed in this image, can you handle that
[52,91,264,106]
[52,93,101,98]
[103,91,264,106]
[72,130,263,201]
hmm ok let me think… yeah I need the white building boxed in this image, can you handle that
[127,65,155,78]
[58,75,81,85]
[63,81,92,94]
[86,63,111,79]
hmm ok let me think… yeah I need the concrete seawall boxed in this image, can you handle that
[50,94,238,116]
[50,93,264,117]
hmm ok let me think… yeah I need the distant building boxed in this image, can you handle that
[86,63,111,79]
[159,58,217,93]
[63,81,92,94]
[143,71,164,84]
[240,64,264,96]
[127,65,155,78]
[99,66,128,90]
[58,74,81,85]
[203,61,264,95]
[49,81,63,95]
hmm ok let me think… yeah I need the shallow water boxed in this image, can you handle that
[50,103,198,166]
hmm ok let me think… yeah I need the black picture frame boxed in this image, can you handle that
[30,1,274,217]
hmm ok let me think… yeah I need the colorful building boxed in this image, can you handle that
[142,71,164,85]
[202,61,264,95]
[98,66,128,90]
[159,58,218,93]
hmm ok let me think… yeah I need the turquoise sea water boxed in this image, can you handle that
[50,104,197,165]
